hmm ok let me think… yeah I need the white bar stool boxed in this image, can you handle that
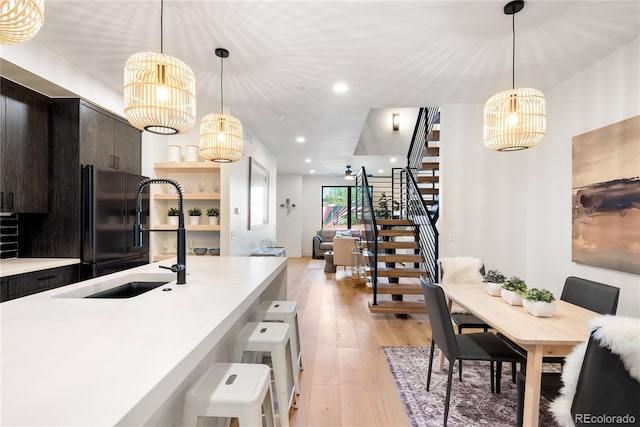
[183,362,275,427]
[257,300,303,376]
[234,322,298,427]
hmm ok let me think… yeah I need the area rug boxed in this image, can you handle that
[382,346,558,427]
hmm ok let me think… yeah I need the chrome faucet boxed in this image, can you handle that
[134,178,187,285]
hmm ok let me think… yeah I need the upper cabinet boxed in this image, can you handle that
[0,78,49,213]
[78,101,141,174]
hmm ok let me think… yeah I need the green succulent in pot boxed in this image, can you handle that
[524,288,555,303]
[167,207,180,216]
[483,269,506,283]
[501,276,528,295]
[188,208,202,216]
[206,207,219,217]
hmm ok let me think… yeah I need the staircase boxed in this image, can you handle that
[357,107,440,316]
[364,218,427,315]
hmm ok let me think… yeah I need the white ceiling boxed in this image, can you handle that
[5,1,640,176]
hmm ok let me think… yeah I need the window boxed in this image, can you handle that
[322,186,369,230]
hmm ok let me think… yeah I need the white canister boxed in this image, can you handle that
[185,145,200,162]
[168,145,181,162]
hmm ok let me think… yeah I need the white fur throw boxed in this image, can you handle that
[438,257,484,314]
[550,315,640,427]
[439,257,484,284]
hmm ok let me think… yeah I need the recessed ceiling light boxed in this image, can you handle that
[378,169,384,173]
[296,136,305,143]
[310,169,316,174]
[333,82,348,93]
[390,157,397,163]
[305,158,312,163]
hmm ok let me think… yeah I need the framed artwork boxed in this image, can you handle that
[572,115,640,274]
[249,157,269,229]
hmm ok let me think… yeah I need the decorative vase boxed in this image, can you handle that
[484,282,503,296]
[185,145,199,162]
[189,216,200,225]
[501,289,524,306]
[523,299,557,317]
[168,216,179,226]
[168,145,181,162]
[208,216,219,225]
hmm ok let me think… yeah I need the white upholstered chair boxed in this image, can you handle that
[332,237,360,270]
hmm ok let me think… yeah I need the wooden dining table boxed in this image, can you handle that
[439,283,598,427]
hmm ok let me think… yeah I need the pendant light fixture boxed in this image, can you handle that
[483,0,545,151]
[123,0,195,135]
[199,48,243,163]
[0,0,45,44]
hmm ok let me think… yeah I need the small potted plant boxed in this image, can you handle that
[483,269,506,296]
[523,288,557,317]
[188,207,202,225]
[501,276,528,305]
[167,207,180,225]
[207,207,219,225]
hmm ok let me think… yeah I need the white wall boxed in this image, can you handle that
[525,37,640,317]
[441,38,640,317]
[276,173,303,257]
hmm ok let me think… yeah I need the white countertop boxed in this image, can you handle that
[0,258,80,277]
[1,256,287,426]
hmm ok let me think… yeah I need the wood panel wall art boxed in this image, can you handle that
[572,115,640,275]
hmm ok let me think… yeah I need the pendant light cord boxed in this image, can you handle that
[220,55,224,114]
[512,11,516,89]
[160,0,164,54]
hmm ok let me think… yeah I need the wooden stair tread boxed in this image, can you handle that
[423,147,440,156]
[367,283,423,295]
[419,188,439,195]
[368,301,427,314]
[367,253,422,263]
[378,229,414,237]
[423,199,437,205]
[376,219,413,226]
[421,162,439,170]
[427,129,440,141]
[368,267,424,278]
[370,241,419,249]
[417,175,439,183]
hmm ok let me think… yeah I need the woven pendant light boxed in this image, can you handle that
[0,0,45,44]
[483,1,545,151]
[200,48,243,163]
[123,0,195,135]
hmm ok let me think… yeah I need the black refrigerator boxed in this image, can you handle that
[81,165,150,280]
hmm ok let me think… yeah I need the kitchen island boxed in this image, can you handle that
[1,256,287,426]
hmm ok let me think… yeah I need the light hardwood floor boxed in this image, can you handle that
[286,257,432,427]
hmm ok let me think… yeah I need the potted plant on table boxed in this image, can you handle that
[207,207,219,225]
[523,288,557,317]
[501,276,528,305]
[167,207,180,225]
[188,207,202,225]
[483,269,506,296]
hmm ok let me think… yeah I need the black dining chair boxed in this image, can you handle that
[514,277,620,427]
[421,279,525,426]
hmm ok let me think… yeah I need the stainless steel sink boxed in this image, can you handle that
[84,281,169,298]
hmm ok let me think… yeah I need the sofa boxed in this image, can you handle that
[312,229,361,259]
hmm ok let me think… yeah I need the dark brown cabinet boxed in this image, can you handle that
[0,264,79,302]
[0,78,49,213]
[79,102,141,174]
[20,98,141,258]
